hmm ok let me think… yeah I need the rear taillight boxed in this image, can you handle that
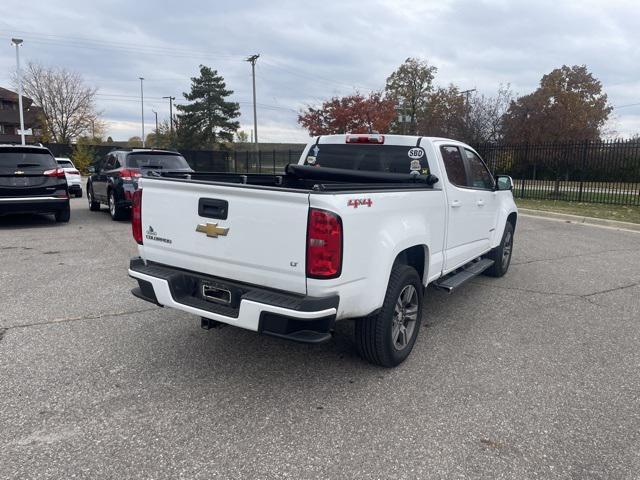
[121,168,141,181]
[69,170,80,175]
[43,168,66,178]
[306,208,342,278]
[132,189,143,245]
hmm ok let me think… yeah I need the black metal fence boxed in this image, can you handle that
[184,149,305,173]
[43,143,306,176]
[45,140,640,206]
[475,140,640,206]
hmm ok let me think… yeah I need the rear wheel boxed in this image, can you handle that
[484,222,514,277]
[76,190,83,198]
[355,264,423,367]
[108,190,127,220]
[88,185,100,211]
[55,203,70,223]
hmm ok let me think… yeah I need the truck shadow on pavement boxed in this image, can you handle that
[135,285,470,382]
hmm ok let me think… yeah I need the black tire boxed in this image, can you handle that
[484,222,514,277]
[108,190,127,220]
[88,185,100,211]
[355,264,423,367]
[55,203,70,223]
[76,191,83,198]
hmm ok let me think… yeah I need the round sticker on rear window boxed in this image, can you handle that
[408,147,424,159]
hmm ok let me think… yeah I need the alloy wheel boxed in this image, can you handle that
[502,231,512,269]
[392,284,419,350]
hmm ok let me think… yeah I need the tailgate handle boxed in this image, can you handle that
[198,198,228,220]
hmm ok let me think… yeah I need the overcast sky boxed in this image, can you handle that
[1,0,638,142]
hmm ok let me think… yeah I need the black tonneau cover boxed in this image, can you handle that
[284,164,438,185]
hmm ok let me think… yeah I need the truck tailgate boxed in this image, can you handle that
[139,178,310,294]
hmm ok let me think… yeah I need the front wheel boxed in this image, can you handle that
[355,264,423,367]
[484,222,514,277]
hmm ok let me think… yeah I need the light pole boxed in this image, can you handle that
[11,38,26,145]
[139,77,145,147]
[460,88,476,131]
[152,109,158,147]
[162,96,175,136]
[245,54,259,147]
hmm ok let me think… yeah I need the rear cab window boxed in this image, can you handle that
[303,144,432,176]
[126,153,191,170]
[0,149,57,171]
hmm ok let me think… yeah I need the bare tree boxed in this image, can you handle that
[466,84,513,144]
[17,62,101,143]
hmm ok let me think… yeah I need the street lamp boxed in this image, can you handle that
[460,88,476,128]
[11,38,26,145]
[152,109,158,147]
[162,96,175,136]
[245,54,259,147]
[139,77,145,147]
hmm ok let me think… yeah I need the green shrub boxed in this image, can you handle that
[71,143,96,174]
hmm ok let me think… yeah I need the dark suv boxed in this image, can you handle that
[0,145,70,222]
[86,149,192,220]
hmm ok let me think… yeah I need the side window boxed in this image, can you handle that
[440,145,467,187]
[464,149,494,190]
[105,154,116,170]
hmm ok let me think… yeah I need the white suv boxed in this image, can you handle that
[56,157,82,198]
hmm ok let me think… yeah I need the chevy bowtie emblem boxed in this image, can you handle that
[196,222,229,238]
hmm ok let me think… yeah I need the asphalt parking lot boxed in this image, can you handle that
[1,198,639,479]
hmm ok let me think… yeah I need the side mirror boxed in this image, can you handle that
[495,175,513,191]
[87,166,95,174]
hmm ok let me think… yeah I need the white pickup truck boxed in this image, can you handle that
[128,134,517,367]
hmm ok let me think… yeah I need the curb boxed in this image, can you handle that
[518,208,640,232]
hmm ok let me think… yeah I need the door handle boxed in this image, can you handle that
[451,200,461,208]
[477,200,485,207]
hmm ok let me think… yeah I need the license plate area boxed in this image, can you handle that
[201,282,232,305]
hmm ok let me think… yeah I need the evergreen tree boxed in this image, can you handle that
[176,65,240,149]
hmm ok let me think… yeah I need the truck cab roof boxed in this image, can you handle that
[313,134,468,146]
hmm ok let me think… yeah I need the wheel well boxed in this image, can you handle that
[394,245,427,283]
[507,212,517,231]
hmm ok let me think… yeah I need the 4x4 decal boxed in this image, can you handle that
[347,198,373,208]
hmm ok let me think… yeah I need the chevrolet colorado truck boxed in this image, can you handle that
[128,134,517,367]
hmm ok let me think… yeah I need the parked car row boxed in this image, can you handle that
[0,144,192,223]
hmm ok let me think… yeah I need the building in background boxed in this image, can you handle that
[0,87,43,143]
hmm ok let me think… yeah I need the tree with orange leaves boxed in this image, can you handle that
[298,92,396,136]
